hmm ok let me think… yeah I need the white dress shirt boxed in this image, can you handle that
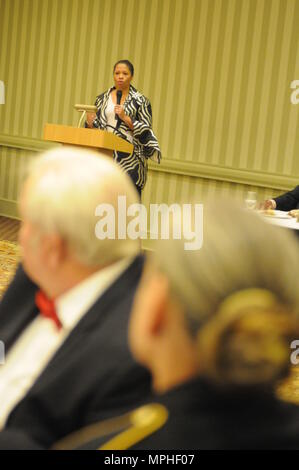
[0,256,134,429]
[106,93,118,130]
[106,94,133,143]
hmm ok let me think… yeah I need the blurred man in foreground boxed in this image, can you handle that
[0,147,150,449]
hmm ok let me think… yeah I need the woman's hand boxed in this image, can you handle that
[114,105,134,130]
[114,105,126,120]
[86,112,97,128]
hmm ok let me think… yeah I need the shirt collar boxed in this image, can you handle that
[55,256,135,330]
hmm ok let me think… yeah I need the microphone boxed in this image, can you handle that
[115,90,122,121]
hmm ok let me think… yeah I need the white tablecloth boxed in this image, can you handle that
[260,214,299,231]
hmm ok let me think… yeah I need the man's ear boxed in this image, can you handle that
[44,234,67,269]
[148,272,170,336]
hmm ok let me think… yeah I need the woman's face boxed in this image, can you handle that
[129,260,172,368]
[129,261,159,366]
[113,63,133,90]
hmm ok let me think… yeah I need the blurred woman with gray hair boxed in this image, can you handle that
[121,201,299,449]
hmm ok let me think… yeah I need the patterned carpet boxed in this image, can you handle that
[0,216,21,297]
[0,240,20,298]
[277,368,299,405]
[0,216,20,243]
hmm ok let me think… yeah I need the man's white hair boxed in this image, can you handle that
[22,146,140,266]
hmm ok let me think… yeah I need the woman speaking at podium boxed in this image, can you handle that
[86,60,161,197]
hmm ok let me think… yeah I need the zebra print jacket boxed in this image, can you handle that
[92,85,161,190]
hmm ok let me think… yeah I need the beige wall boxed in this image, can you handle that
[0,0,299,218]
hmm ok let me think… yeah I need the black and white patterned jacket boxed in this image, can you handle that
[92,85,161,190]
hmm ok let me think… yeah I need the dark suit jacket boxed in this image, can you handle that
[129,378,299,450]
[82,378,299,451]
[274,185,299,211]
[0,256,151,449]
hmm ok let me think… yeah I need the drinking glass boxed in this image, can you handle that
[245,191,257,210]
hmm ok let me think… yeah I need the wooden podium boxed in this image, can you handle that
[44,124,133,157]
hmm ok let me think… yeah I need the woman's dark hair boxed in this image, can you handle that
[113,60,134,76]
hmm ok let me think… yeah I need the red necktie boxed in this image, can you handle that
[35,290,62,330]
